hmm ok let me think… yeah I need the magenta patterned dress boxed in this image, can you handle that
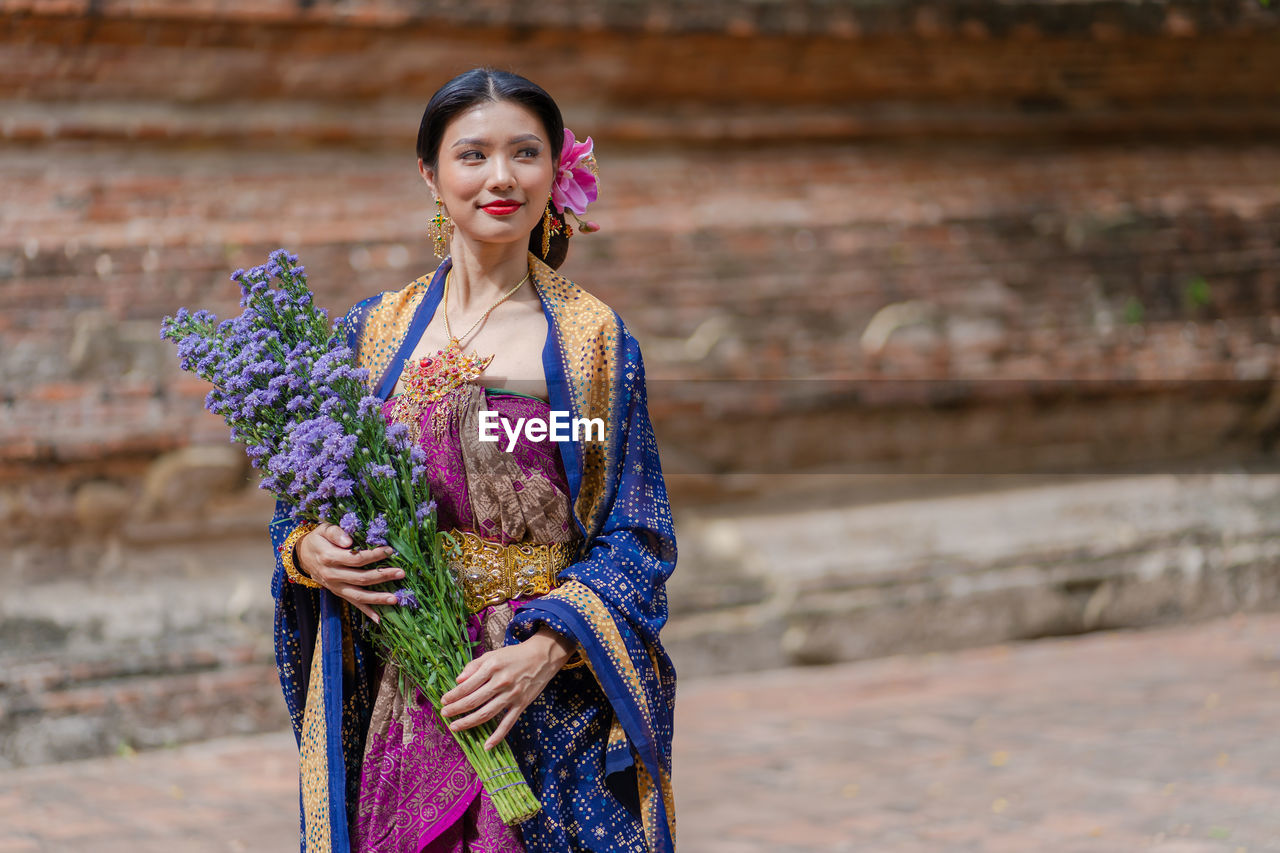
[351,387,576,853]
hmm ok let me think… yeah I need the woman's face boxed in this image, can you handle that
[421,99,556,253]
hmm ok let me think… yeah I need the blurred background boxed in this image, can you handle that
[3,0,1280,807]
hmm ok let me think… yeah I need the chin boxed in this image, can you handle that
[465,229,533,250]
[467,218,539,244]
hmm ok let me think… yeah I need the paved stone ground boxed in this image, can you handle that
[3,613,1280,852]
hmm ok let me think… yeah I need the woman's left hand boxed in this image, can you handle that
[440,626,576,750]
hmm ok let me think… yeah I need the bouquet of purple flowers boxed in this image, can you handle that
[161,249,539,825]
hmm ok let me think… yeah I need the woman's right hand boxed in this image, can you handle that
[295,523,404,624]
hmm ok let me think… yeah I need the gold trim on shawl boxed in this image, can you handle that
[526,252,620,539]
[300,631,332,851]
[355,273,434,392]
[532,579,676,848]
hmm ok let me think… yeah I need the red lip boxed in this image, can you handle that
[481,201,523,215]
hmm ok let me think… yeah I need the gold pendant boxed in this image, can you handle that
[391,339,494,445]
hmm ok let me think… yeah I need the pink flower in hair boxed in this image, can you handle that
[550,128,598,216]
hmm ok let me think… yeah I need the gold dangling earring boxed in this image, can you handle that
[541,196,561,258]
[429,196,453,259]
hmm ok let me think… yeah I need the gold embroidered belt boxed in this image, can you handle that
[438,530,576,613]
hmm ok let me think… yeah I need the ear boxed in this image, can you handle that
[418,158,440,198]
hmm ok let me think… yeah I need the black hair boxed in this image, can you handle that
[416,67,570,270]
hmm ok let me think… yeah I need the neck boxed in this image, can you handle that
[446,236,531,310]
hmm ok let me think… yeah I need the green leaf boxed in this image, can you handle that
[1184,275,1211,308]
[1122,296,1144,325]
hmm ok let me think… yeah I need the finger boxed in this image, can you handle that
[312,538,363,566]
[441,679,496,717]
[325,564,405,587]
[346,546,396,568]
[442,656,492,703]
[352,600,381,625]
[453,656,485,685]
[442,672,506,717]
[336,584,400,608]
[317,523,352,549]
[485,705,524,750]
[448,696,507,733]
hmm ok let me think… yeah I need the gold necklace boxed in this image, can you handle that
[391,265,531,446]
[443,267,531,351]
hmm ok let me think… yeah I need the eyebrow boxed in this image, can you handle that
[451,133,544,148]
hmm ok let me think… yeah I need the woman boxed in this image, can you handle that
[266,67,678,853]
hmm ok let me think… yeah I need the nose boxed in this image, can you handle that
[488,156,516,192]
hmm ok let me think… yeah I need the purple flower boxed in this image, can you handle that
[339,511,362,537]
[385,422,410,452]
[366,514,389,547]
[246,444,269,466]
[164,248,441,599]
[415,500,437,522]
[393,587,419,609]
[265,412,361,514]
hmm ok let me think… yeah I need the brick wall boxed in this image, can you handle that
[5,141,1280,482]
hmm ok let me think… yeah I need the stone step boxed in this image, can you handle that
[664,470,1280,672]
[0,568,287,769]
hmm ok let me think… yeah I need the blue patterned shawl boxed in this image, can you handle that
[269,252,678,852]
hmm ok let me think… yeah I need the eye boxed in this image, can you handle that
[460,150,484,161]
[517,147,540,158]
